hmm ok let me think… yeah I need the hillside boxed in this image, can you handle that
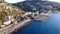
[13,1,60,12]
[0,2,23,22]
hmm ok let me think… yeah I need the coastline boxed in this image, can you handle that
[0,19,31,34]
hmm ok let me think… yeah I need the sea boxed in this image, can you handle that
[11,12,60,34]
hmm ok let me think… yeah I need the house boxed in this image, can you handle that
[3,20,11,26]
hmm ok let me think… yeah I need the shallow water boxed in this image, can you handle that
[11,12,60,34]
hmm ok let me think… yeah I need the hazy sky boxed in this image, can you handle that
[48,0,60,3]
[5,0,60,3]
[5,0,25,3]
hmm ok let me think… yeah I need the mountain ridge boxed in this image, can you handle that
[13,1,60,12]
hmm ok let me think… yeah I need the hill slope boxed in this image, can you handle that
[13,1,60,12]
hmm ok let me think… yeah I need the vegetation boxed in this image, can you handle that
[0,2,23,23]
[13,1,60,12]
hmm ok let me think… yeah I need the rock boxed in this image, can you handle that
[34,15,49,22]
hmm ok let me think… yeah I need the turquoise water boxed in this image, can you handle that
[12,12,60,34]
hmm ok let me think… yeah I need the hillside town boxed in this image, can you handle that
[0,2,23,29]
[0,0,60,34]
[0,0,43,34]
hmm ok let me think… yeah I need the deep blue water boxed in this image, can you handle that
[11,12,60,34]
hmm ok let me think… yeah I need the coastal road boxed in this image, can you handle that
[0,19,31,34]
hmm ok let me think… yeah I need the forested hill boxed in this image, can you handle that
[13,1,60,12]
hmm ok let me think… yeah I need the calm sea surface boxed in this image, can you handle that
[12,12,60,34]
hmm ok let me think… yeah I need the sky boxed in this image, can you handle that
[5,0,25,3]
[5,0,60,3]
[48,0,60,3]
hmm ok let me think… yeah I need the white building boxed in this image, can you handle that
[4,20,11,25]
[22,12,32,17]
